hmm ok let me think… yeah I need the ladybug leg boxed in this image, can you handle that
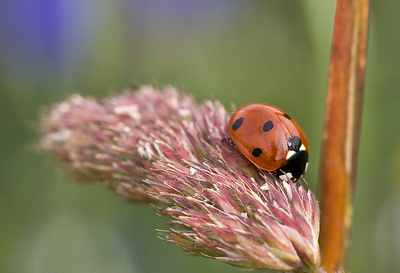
[222,137,236,147]
[273,169,295,182]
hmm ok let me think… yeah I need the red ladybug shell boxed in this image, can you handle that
[229,104,309,181]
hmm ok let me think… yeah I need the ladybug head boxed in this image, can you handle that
[275,150,308,182]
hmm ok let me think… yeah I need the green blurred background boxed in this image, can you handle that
[1,1,399,272]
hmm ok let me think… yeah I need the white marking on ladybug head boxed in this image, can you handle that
[300,144,306,151]
[286,150,296,160]
[279,174,288,181]
[279,172,293,181]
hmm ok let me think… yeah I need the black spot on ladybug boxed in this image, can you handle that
[263,120,274,132]
[252,148,262,157]
[232,117,244,131]
[284,113,292,119]
[287,136,301,152]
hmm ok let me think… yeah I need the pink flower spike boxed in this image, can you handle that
[40,86,322,272]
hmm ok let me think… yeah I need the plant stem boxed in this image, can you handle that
[318,0,369,272]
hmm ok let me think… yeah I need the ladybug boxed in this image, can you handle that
[229,104,309,181]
